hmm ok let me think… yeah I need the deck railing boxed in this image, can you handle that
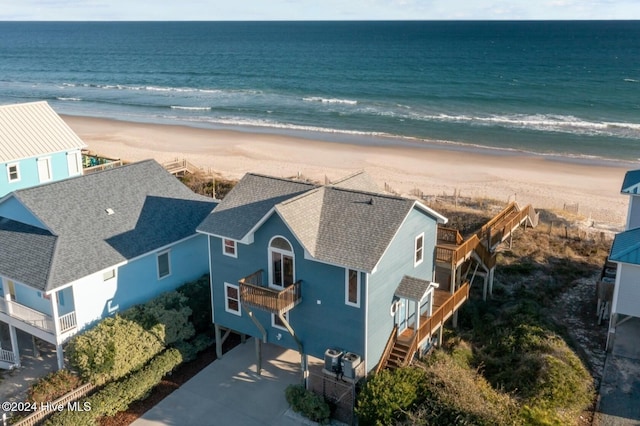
[82,160,123,175]
[0,300,76,335]
[0,348,15,364]
[375,325,397,374]
[239,271,302,314]
[12,382,96,426]
[437,227,464,245]
[400,282,470,368]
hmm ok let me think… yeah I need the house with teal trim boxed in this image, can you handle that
[607,169,640,349]
[197,171,469,379]
[0,160,217,369]
[0,101,87,197]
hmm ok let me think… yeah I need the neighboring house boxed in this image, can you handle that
[607,169,640,349]
[197,171,462,377]
[0,160,217,369]
[0,101,87,197]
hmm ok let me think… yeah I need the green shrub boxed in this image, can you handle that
[285,384,330,425]
[356,367,426,426]
[177,275,213,334]
[173,333,214,362]
[26,370,83,404]
[123,290,195,345]
[45,348,183,426]
[67,315,165,385]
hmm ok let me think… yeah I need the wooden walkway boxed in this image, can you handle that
[162,158,202,177]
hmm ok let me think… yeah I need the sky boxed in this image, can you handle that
[1,0,640,21]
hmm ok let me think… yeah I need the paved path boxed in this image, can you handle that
[132,339,314,426]
[595,318,640,426]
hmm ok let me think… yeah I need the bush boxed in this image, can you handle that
[67,315,165,385]
[177,275,213,334]
[26,370,83,404]
[356,367,426,426]
[123,290,195,345]
[45,348,183,426]
[285,384,331,425]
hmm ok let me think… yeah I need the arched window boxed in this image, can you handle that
[269,236,294,289]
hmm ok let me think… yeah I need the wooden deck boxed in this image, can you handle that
[238,270,302,315]
[163,158,201,177]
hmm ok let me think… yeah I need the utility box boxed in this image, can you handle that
[324,348,343,372]
[341,352,361,379]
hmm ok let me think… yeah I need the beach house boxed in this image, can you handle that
[197,171,471,378]
[0,160,217,369]
[0,101,87,197]
[607,169,640,349]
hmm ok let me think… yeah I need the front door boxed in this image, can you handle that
[396,299,408,333]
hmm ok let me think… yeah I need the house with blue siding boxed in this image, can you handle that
[607,169,640,349]
[0,101,87,197]
[0,160,217,369]
[197,171,464,378]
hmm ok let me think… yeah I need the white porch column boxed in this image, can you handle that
[50,292,61,337]
[9,325,20,367]
[414,300,420,331]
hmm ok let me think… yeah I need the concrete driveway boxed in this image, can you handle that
[132,339,315,426]
[595,318,640,426]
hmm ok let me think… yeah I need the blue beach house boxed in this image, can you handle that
[197,171,468,379]
[607,169,640,349]
[0,160,217,369]
[0,101,87,197]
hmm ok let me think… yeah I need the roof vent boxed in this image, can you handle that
[105,208,115,216]
[368,198,374,205]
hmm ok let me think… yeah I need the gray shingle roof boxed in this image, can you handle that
[4,160,217,291]
[329,170,381,193]
[395,275,433,301]
[196,173,316,241]
[621,170,640,195]
[610,227,640,265]
[0,218,57,287]
[278,187,416,272]
[0,101,87,163]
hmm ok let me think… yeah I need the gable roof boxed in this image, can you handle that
[0,101,87,163]
[621,170,640,195]
[395,275,436,301]
[0,160,217,291]
[610,227,640,265]
[277,186,418,271]
[198,171,447,273]
[196,173,316,241]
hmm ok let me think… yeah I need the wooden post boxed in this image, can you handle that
[255,337,262,376]
[215,324,223,359]
[9,325,19,368]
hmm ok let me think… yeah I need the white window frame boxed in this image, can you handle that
[67,151,83,176]
[414,233,424,267]
[224,282,242,316]
[345,268,361,308]
[103,269,116,281]
[37,157,52,183]
[268,236,295,290]
[7,163,20,182]
[157,250,171,279]
[222,238,237,258]
[271,312,289,331]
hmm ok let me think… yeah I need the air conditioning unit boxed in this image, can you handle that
[324,348,343,372]
[341,352,361,379]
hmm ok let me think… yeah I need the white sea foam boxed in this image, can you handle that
[624,78,638,83]
[57,97,82,101]
[303,97,358,105]
[170,106,212,111]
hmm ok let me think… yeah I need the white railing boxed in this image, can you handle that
[0,348,15,364]
[0,299,54,333]
[59,311,77,333]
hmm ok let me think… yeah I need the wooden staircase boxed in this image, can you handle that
[385,340,412,370]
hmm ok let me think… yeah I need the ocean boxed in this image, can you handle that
[0,21,639,163]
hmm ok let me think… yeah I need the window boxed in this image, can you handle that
[103,269,116,281]
[7,163,20,182]
[222,239,237,258]
[269,236,294,289]
[414,233,424,266]
[157,251,171,279]
[345,269,360,307]
[37,157,52,183]
[224,283,241,316]
[272,312,289,330]
[67,151,82,176]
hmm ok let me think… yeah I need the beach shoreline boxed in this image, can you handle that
[63,114,631,228]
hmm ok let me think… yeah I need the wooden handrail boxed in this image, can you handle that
[240,280,302,314]
[375,325,398,374]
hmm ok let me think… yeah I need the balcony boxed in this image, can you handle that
[0,299,77,335]
[239,270,302,315]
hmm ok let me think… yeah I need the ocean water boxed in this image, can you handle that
[0,21,639,163]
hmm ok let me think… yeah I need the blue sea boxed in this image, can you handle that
[0,21,639,163]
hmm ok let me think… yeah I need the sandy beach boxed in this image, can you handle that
[64,115,631,228]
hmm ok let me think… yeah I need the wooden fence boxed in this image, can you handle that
[12,383,95,426]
